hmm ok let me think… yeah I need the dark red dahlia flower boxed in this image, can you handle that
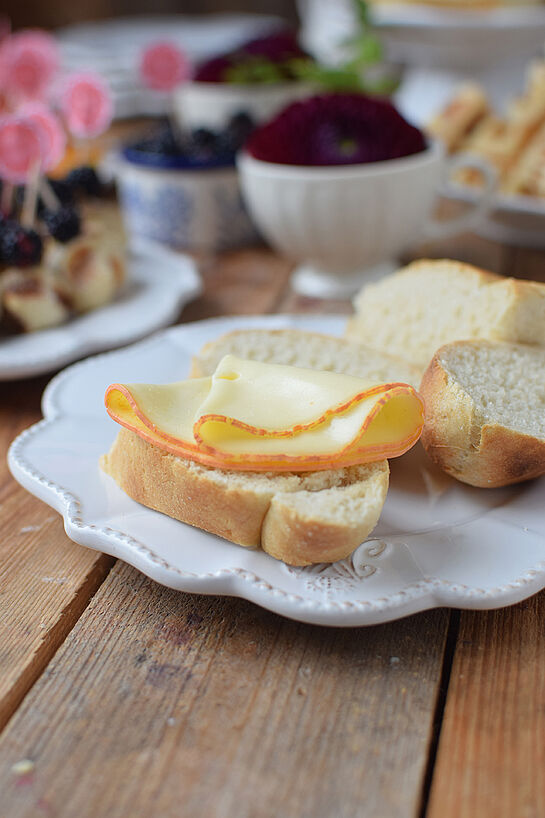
[193,30,308,84]
[245,94,427,166]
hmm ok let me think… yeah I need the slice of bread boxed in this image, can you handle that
[101,428,389,566]
[419,340,545,487]
[191,328,421,387]
[346,259,545,371]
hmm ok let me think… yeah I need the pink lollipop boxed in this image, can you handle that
[0,29,59,102]
[0,114,43,183]
[18,103,66,171]
[60,72,113,139]
[140,41,190,91]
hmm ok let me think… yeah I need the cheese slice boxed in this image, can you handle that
[105,355,425,472]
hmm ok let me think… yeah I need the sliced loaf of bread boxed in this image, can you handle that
[419,340,545,487]
[191,328,421,387]
[346,259,545,371]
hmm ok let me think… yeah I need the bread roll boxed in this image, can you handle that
[419,340,545,487]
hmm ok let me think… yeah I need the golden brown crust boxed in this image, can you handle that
[261,482,387,566]
[419,346,545,488]
[101,428,390,565]
[101,428,271,546]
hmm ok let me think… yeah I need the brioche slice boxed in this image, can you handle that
[346,260,545,371]
[191,328,421,387]
[101,428,389,566]
[420,340,545,488]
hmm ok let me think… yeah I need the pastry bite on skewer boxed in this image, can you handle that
[0,267,70,334]
[0,166,126,335]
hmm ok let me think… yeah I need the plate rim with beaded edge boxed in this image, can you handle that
[8,313,545,626]
[0,239,202,380]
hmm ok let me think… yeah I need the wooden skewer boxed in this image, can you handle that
[21,160,41,229]
[39,177,61,211]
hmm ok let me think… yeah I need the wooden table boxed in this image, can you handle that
[1,232,544,818]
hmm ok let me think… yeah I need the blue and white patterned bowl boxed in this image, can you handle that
[114,150,258,252]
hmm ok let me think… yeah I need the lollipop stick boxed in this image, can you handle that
[76,137,92,166]
[21,160,41,228]
[39,177,61,210]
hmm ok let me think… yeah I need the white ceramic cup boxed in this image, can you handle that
[238,141,496,298]
[173,80,313,131]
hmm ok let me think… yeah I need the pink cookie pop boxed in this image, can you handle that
[18,103,67,212]
[0,29,59,104]
[0,114,43,184]
[18,103,66,171]
[140,41,190,92]
[61,72,113,139]
[0,113,45,224]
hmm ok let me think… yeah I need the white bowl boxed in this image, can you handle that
[114,153,258,252]
[173,80,313,130]
[238,141,494,298]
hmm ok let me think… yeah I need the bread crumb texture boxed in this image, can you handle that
[192,328,420,387]
[346,259,545,370]
[441,341,545,438]
[420,340,545,488]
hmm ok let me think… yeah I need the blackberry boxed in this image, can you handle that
[0,221,43,267]
[191,127,218,153]
[48,178,75,207]
[220,112,255,154]
[65,165,103,197]
[42,206,81,243]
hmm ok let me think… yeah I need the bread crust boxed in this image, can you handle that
[261,483,386,565]
[101,428,390,565]
[420,346,545,487]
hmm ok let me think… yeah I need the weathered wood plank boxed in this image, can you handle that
[511,247,545,282]
[181,247,293,321]
[0,248,292,734]
[0,376,114,731]
[0,562,450,818]
[427,594,545,818]
[0,377,49,503]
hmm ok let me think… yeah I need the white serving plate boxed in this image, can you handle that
[8,314,545,627]
[0,240,201,380]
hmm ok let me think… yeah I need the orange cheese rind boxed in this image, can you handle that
[104,360,425,473]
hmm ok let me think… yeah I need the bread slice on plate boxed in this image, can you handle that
[101,428,389,566]
[346,259,545,371]
[100,329,426,565]
[191,327,421,387]
[420,340,545,488]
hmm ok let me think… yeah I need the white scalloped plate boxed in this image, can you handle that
[0,240,201,381]
[8,314,545,626]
